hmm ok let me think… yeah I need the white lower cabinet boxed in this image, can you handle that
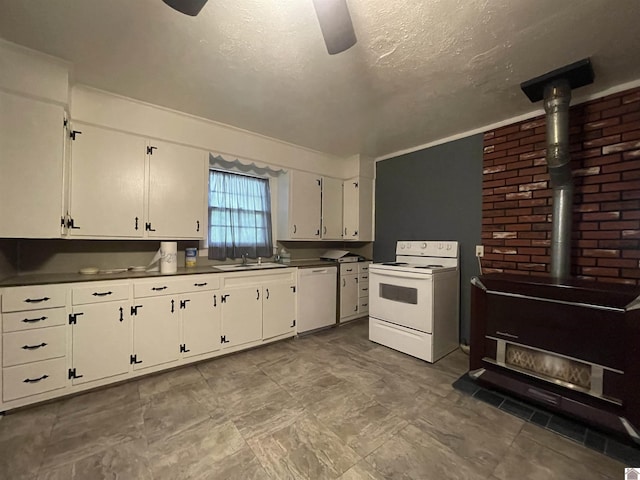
[340,262,370,322]
[220,285,263,349]
[262,282,296,340]
[0,269,296,412]
[181,291,221,358]
[221,270,297,347]
[1,284,70,404]
[70,301,132,383]
[131,295,181,371]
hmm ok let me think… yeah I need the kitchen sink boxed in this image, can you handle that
[212,262,287,271]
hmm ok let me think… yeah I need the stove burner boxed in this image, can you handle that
[381,262,409,266]
[414,264,444,269]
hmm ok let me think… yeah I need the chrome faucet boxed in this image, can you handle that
[242,253,249,265]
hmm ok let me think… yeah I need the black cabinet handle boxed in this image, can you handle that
[323,226,327,235]
[363,287,368,291]
[24,297,50,304]
[346,268,353,272]
[256,289,260,300]
[119,307,124,322]
[315,229,320,236]
[213,294,217,307]
[342,278,346,287]
[344,227,347,235]
[135,217,139,230]
[22,342,47,350]
[353,231,358,236]
[196,220,200,232]
[22,316,47,324]
[92,291,113,297]
[24,375,49,383]
[171,300,175,313]
[70,130,82,140]
[293,224,297,234]
[145,222,156,232]
[194,283,207,287]
[146,146,157,155]
[152,286,167,291]
[266,288,270,300]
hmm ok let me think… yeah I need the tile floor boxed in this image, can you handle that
[0,318,628,479]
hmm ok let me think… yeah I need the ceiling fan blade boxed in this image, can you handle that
[162,0,208,16]
[312,0,357,55]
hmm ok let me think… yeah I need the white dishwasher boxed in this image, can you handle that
[296,266,338,333]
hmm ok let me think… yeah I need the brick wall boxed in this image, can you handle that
[482,86,640,285]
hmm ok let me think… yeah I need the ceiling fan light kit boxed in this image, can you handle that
[312,0,358,54]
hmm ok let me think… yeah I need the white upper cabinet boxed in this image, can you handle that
[0,92,65,238]
[321,177,343,240]
[68,123,146,237]
[343,176,373,241]
[67,123,205,239]
[280,170,322,239]
[278,170,345,241]
[147,140,206,238]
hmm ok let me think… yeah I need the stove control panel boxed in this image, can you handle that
[396,241,458,258]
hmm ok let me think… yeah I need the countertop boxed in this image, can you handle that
[0,258,368,287]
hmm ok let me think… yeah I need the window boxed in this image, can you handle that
[208,170,273,260]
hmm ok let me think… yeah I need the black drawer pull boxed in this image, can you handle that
[24,297,50,304]
[152,286,167,291]
[92,291,113,297]
[24,375,49,383]
[22,342,47,350]
[194,283,207,287]
[22,316,47,324]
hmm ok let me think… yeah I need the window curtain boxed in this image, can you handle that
[208,170,273,260]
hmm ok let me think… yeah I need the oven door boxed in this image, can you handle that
[369,268,433,333]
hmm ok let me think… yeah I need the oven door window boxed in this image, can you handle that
[379,283,418,304]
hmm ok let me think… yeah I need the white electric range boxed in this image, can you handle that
[368,241,460,363]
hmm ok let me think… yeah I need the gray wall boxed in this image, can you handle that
[0,239,18,280]
[374,134,483,344]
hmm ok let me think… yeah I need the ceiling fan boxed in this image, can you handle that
[161,0,357,55]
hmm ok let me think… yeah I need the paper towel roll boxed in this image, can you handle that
[160,241,178,274]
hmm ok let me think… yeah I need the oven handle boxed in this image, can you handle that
[370,270,433,281]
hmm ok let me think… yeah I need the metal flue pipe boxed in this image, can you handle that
[543,80,573,280]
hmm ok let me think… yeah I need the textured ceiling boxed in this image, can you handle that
[1,0,639,159]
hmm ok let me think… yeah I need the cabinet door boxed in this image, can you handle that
[181,291,221,358]
[132,296,180,370]
[0,92,64,238]
[262,283,296,339]
[289,171,321,239]
[342,178,360,239]
[221,286,262,349]
[68,123,145,237]
[340,274,359,320]
[71,301,131,384]
[147,140,206,239]
[321,177,343,240]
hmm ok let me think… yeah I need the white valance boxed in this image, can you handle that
[208,153,285,177]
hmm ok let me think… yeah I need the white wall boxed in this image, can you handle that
[71,86,350,177]
[0,39,69,104]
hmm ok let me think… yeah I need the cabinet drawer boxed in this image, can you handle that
[359,282,370,297]
[359,273,369,283]
[340,264,358,275]
[3,326,66,367]
[72,282,130,305]
[3,307,67,333]
[134,275,220,298]
[359,299,369,315]
[2,284,68,313]
[359,263,370,274]
[3,357,66,402]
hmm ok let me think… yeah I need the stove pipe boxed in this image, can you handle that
[521,59,595,280]
[544,80,573,279]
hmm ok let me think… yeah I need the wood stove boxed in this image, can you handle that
[470,273,640,442]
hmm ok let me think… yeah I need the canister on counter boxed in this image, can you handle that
[185,247,197,267]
